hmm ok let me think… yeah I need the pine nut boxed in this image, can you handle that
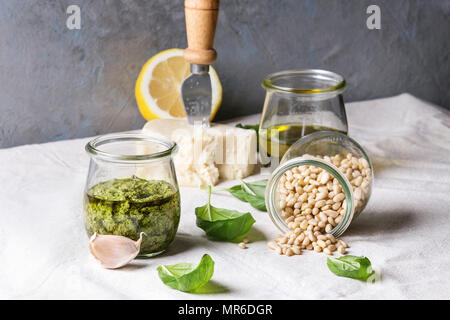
[338,240,348,248]
[308,232,317,242]
[292,246,302,255]
[297,233,305,242]
[285,215,294,223]
[333,184,341,195]
[327,181,333,190]
[319,172,330,184]
[324,210,339,218]
[239,242,247,249]
[315,200,326,208]
[359,158,369,169]
[338,246,346,254]
[302,237,311,246]
[318,212,328,222]
[328,217,336,226]
[332,202,341,211]
[317,239,327,248]
[267,242,277,250]
[316,192,328,200]
[333,193,345,202]
[353,175,363,187]
[299,220,308,230]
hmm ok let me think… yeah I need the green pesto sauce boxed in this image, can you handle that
[84,176,180,255]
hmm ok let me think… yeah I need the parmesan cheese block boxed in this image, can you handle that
[142,119,257,187]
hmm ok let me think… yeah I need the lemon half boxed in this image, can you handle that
[135,48,222,121]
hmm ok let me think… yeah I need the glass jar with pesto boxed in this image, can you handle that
[84,132,180,258]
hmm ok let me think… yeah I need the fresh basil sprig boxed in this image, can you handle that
[240,179,266,198]
[196,186,256,241]
[327,255,374,281]
[157,254,215,292]
[213,179,267,211]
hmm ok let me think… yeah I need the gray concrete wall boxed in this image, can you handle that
[0,0,449,148]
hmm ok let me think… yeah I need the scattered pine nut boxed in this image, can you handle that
[238,242,247,249]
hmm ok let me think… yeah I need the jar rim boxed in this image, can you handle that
[86,131,177,162]
[262,69,346,95]
[265,157,355,238]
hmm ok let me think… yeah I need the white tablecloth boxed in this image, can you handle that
[1,93,449,300]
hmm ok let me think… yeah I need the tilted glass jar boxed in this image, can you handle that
[265,131,374,237]
[259,69,348,166]
[84,132,180,257]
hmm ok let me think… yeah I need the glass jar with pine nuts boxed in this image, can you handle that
[265,131,374,242]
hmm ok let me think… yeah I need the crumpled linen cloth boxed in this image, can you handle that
[0,93,449,300]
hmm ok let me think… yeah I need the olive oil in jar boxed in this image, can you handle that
[259,124,347,160]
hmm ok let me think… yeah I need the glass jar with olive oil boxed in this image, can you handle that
[259,69,348,168]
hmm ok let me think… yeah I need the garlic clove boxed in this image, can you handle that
[89,232,144,269]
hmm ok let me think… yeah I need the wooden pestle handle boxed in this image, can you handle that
[184,0,219,65]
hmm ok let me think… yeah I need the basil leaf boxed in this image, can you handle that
[243,193,267,211]
[196,186,256,241]
[236,123,259,131]
[227,185,249,202]
[227,180,267,211]
[157,254,215,292]
[240,179,267,198]
[327,255,374,281]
